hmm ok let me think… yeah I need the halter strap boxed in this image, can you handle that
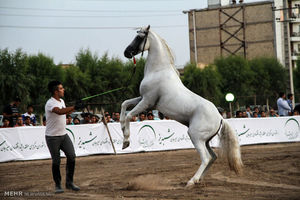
[141,30,149,57]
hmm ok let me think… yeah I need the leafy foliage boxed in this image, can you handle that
[0,48,294,122]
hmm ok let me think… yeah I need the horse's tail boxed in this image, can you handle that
[219,120,243,174]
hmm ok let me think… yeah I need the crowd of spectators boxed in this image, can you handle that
[223,92,300,118]
[1,92,300,128]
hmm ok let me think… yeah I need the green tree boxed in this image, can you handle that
[26,53,64,114]
[182,63,222,105]
[249,57,287,106]
[214,56,254,106]
[0,48,31,111]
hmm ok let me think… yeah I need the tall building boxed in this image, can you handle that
[183,0,299,69]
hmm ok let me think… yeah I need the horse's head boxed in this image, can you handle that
[124,25,150,58]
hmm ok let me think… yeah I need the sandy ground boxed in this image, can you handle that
[0,142,300,200]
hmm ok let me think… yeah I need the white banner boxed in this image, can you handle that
[0,116,299,162]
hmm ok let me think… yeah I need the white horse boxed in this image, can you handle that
[120,25,243,187]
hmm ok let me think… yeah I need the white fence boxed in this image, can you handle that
[0,116,299,162]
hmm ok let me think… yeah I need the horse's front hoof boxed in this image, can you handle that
[185,181,194,189]
[122,141,130,149]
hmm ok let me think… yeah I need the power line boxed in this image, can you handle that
[0,25,186,30]
[0,6,182,13]
[0,13,183,18]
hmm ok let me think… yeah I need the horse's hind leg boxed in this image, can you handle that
[187,130,215,187]
[120,97,142,148]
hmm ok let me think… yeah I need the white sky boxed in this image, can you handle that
[0,0,263,67]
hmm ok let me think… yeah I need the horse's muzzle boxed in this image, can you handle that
[124,47,134,58]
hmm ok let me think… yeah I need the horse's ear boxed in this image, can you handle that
[146,25,150,31]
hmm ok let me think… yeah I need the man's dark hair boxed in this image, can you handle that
[48,80,62,95]
[279,92,285,98]
[147,112,154,117]
[287,93,293,99]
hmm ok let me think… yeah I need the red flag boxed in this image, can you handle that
[133,57,136,65]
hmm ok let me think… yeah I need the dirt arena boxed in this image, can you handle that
[0,142,299,200]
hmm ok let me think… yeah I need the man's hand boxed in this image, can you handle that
[74,99,85,110]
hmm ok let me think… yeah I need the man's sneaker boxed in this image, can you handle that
[55,185,64,194]
[66,182,80,191]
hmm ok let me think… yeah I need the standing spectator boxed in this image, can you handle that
[24,116,33,126]
[277,92,291,116]
[45,80,81,193]
[287,93,293,112]
[22,105,36,126]
[14,116,25,127]
[1,117,10,128]
[2,97,21,127]
[246,105,252,118]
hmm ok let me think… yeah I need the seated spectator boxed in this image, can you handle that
[242,111,248,118]
[24,116,33,126]
[260,111,267,118]
[268,108,278,117]
[158,112,166,120]
[66,114,73,125]
[138,112,146,122]
[81,113,91,124]
[105,113,114,123]
[14,116,25,127]
[73,117,80,125]
[1,117,10,128]
[147,112,154,120]
[294,104,300,114]
[252,112,259,118]
[226,111,232,119]
[42,116,46,126]
[253,107,261,117]
[113,112,120,122]
[22,105,36,126]
[235,111,243,118]
[90,115,99,124]
[130,115,137,122]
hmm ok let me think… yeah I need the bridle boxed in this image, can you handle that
[141,30,149,57]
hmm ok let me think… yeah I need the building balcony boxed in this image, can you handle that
[290,33,300,41]
[291,51,300,60]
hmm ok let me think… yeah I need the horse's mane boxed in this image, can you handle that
[153,31,180,77]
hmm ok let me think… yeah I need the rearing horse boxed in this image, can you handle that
[120,25,243,187]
